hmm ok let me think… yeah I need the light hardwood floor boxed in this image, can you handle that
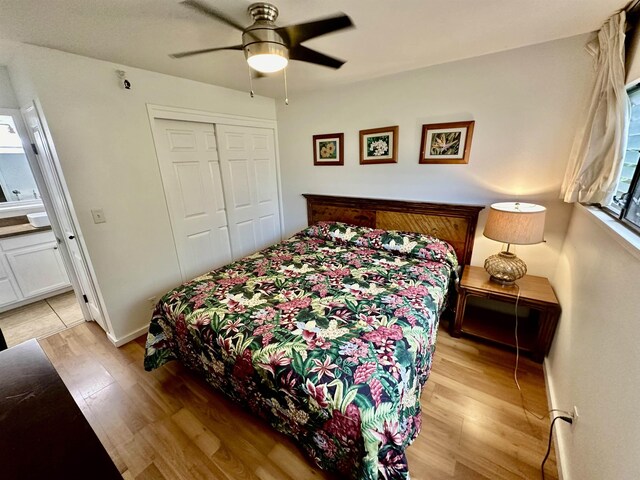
[38,322,557,480]
[0,291,84,347]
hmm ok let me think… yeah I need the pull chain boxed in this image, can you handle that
[283,66,289,105]
[248,68,255,98]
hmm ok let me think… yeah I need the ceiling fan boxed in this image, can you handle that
[170,0,354,99]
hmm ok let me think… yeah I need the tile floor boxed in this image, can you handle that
[0,291,84,348]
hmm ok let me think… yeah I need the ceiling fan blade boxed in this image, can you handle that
[180,0,246,32]
[289,45,345,69]
[276,14,353,47]
[170,44,243,59]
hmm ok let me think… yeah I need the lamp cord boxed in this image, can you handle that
[513,283,522,390]
[512,284,571,422]
[510,282,574,479]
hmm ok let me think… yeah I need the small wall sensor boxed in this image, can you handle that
[116,69,131,90]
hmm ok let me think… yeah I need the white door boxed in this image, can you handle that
[216,125,281,259]
[21,104,106,329]
[153,118,232,281]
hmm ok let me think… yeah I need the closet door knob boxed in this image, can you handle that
[68,235,75,240]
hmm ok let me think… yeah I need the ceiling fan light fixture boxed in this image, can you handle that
[245,42,288,73]
[247,53,288,73]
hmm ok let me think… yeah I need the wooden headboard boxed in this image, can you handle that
[303,194,484,265]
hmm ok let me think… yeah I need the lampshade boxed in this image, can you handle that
[245,43,289,73]
[482,202,546,285]
[483,202,546,245]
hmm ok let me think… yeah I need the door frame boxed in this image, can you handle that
[19,100,113,336]
[146,104,285,249]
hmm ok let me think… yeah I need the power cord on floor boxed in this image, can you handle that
[541,415,573,479]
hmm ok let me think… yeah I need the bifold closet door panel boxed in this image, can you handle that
[154,119,232,281]
[216,124,282,259]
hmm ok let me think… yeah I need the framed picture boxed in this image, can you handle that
[359,126,399,164]
[313,133,344,166]
[419,121,475,164]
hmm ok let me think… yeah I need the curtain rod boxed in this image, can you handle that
[627,0,640,13]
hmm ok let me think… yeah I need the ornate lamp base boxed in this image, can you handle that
[484,251,527,285]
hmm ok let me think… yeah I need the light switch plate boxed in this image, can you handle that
[91,208,106,224]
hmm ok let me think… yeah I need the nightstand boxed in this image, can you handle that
[451,265,561,363]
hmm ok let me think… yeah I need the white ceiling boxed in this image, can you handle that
[0,0,627,97]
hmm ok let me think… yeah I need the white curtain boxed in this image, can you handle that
[561,12,630,204]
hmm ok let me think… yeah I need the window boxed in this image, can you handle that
[0,112,40,205]
[609,85,640,232]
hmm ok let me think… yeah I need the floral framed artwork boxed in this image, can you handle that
[419,121,475,164]
[359,126,399,164]
[313,133,344,166]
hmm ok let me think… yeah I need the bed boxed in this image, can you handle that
[144,195,483,480]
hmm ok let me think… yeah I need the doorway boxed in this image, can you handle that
[0,104,108,348]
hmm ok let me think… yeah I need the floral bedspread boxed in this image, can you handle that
[144,222,458,480]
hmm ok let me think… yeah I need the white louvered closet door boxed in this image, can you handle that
[154,119,232,281]
[215,124,282,259]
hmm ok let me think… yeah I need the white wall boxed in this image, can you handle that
[2,41,276,342]
[548,205,640,480]
[276,35,594,278]
[0,66,18,109]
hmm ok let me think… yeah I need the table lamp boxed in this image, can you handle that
[483,202,546,285]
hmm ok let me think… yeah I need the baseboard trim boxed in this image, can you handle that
[107,325,148,347]
[543,359,568,480]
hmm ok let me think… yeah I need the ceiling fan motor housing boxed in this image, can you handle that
[248,3,279,22]
[243,3,288,63]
